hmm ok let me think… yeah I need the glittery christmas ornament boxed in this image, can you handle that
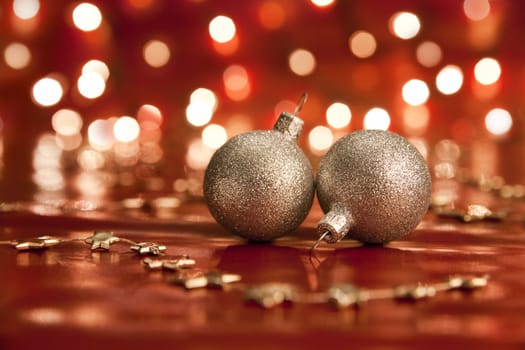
[316,130,431,245]
[203,94,314,241]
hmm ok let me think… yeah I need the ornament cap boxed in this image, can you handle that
[317,204,353,243]
[273,112,304,142]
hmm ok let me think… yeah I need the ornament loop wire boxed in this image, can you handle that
[293,92,308,115]
[311,231,330,253]
[309,230,331,266]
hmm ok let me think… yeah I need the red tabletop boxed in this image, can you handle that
[1,197,524,350]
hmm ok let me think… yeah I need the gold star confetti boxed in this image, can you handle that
[328,284,369,309]
[244,283,296,308]
[130,242,167,256]
[143,257,164,270]
[171,270,241,289]
[142,256,195,271]
[448,274,490,290]
[162,257,196,271]
[12,236,62,251]
[394,284,437,300]
[434,204,507,223]
[84,231,120,251]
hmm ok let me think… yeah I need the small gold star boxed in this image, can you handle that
[244,283,296,308]
[12,236,62,251]
[394,284,436,300]
[142,256,195,271]
[448,274,490,290]
[328,284,369,309]
[170,270,241,289]
[130,242,167,256]
[84,231,120,251]
[162,257,196,271]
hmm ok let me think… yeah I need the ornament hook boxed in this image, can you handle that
[293,92,308,116]
[310,230,331,255]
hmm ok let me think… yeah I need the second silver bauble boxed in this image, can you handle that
[316,129,432,244]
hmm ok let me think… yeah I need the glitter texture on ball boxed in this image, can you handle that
[316,129,431,244]
[204,112,314,241]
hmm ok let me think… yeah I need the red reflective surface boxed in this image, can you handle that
[1,199,525,350]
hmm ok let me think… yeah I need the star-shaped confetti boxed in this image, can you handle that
[244,283,296,309]
[131,242,167,256]
[142,256,195,271]
[434,204,506,223]
[448,274,490,290]
[328,284,369,309]
[394,284,437,301]
[12,236,62,251]
[170,270,241,289]
[84,231,120,251]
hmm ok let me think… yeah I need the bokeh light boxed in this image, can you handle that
[402,79,430,106]
[51,109,83,136]
[82,60,110,81]
[4,42,31,70]
[143,40,171,68]
[326,102,352,129]
[434,139,461,163]
[139,127,161,144]
[140,143,163,164]
[114,116,140,143]
[310,0,335,8]
[402,105,430,135]
[137,104,163,130]
[21,308,65,325]
[75,171,110,197]
[33,133,62,169]
[485,108,512,136]
[436,65,464,95]
[202,124,227,149]
[190,88,218,109]
[55,133,83,151]
[186,139,215,170]
[209,15,236,43]
[463,0,490,21]
[390,12,421,40]
[185,104,213,127]
[223,64,251,101]
[363,107,391,130]
[32,77,64,107]
[257,1,286,30]
[34,134,61,159]
[72,3,103,32]
[288,49,316,76]
[77,148,106,171]
[77,71,106,99]
[13,0,40,20]
[32,133,65,191]
[88,119,116,151]
[33,168,65,191]
[186,88,217,127]
[308,126,333,155]
[416,41,442,68]
[114,141,140,166]
[4,1,525,203]
[349,31,377,59]
[474,57,501,85]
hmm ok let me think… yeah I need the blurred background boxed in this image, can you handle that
[0,0,524,206]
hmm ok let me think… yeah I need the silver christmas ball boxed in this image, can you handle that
[316,130,431,244]
[204,113,314,241]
